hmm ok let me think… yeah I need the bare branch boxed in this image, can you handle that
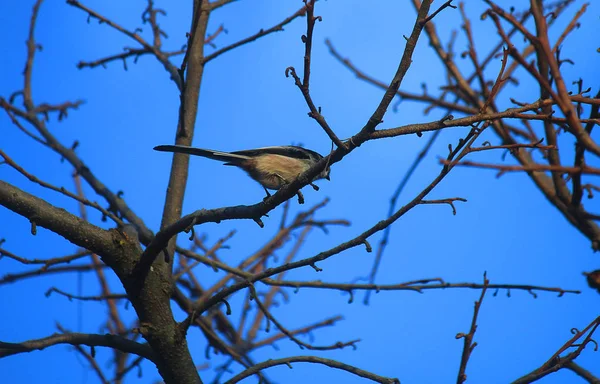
[248,284,359,351]
[456,273,489,384]
[512,316,600,384]
[0,248,90,268]
[66,0,181,89]
[564,361,600,384]
[203,6,307,64]
[0,180,126,261]
[262,278,579,297]
[0,149,122,225]
[439,160,600,177]
[0,332,155,361]
[223,356,399,384]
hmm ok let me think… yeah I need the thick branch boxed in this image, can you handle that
[0,98,155,245]
[157,1,209,266]
[0,332,155,361]
[0,180,123,260]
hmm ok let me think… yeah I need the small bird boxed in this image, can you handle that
[154,144,331,198]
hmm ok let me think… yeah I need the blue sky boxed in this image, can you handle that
[1,1,599,383]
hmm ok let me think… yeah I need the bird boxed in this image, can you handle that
[153,144,331,198]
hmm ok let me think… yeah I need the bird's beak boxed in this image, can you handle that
[325,175,330,181]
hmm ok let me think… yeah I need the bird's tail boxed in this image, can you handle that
[153,145,251,163]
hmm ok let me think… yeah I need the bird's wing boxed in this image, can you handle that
[232,146,322,160]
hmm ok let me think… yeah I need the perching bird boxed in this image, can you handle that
[153,144,331,198]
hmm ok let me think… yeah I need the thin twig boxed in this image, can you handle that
[456,273,489,383]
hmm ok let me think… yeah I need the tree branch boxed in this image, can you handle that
[223,356,399,384]
[203,5,307,64]
[0,332,155,361]
[0,180,124,260]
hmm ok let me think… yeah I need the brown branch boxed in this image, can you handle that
[359,0,435,134]
[204,24,226,47]
[72,342,110,384]
[424,0,457,24]
[29,100,84,121]
[485,2,600,158]
[73,343,110,384]
[203,6,307,64]
[284,1,345,149]
[73,172,128,357]
[66,0,182,89]
[183,199,340,320]
[0,263,107,286]
[246,225,313,342]
[172,230,236,281]
[497,113,599,126]
[283,2,344,148]
[370,98,556,139]
[0,149,122,225]
[458,3,488,105]
[530,0,596,159]
[153,0,210,288]
[251,316,344,350]
[326,37,479,115]
[208,0,238,12]
[439,159,600,177]
[572,90,600,207]
[564,361,600,384]
[262,278,579,297]
[537,316,600,375]
[365,129,442,304]
[142,0,166,49]
[413,0,479,108]
[22,0,43,110]
[512,316,600,384]
[529,0,571,205]
[113,355,145,383]
[480,47,510,113]
[170,288,258,372]
[0,332,155,361]
[552,3,588,53]
[223,356,399,384]
[0,180,128,263]
[75,17,220,72]
[55,324,110,384]
[419,197,467,216]
[2,107,46,145]
[77,48,147,70]
[467,140,554,154]
[0,98,155,244]
[77,47,184,70]
[141,185,336,276]
[248,284,359,351]
[0,248,90,269]
[456,273,489,384]
[45,287,127,302]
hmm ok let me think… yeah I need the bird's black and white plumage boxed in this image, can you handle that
[153,144,330,196]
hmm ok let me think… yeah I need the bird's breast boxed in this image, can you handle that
[246,154,310,189]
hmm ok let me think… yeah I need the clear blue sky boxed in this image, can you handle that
[1,1,599,383]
